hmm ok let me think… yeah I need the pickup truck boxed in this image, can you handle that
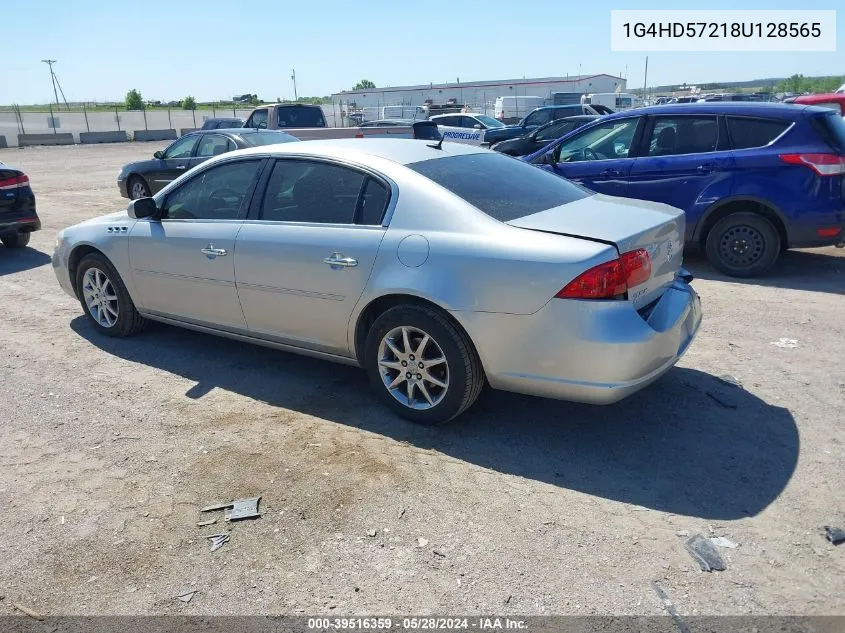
[243,104,440,141]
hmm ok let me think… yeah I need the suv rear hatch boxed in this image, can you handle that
[507,194,685,308]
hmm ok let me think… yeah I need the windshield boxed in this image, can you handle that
[242,131,299,146]
[474,115,504,129]
[408,153,589,222]
[556,118,638,162]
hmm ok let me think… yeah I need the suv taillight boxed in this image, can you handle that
[779,153,845,176]
[556,249,652,300]
[0,174,29,190]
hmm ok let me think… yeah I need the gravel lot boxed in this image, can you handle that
[1,143,843,617]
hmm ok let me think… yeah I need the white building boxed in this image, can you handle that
[331,74,626,114]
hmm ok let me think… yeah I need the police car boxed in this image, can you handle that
[429,113,506,145]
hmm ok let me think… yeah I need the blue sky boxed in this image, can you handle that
[4,0,842,104]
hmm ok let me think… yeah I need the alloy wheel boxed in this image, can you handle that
[377,326,449,410]
[82,267,119,328]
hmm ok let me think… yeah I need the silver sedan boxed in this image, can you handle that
[52,139,702,424]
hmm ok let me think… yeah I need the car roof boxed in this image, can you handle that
[793,93,845,104]
[600,102,819,119]
[230,138,485,165]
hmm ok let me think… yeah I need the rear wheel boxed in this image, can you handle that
[128,175,150,199]
[76,253,147,337]
[1,232,31,248]
[705,212,781,278]
[364,305,484,425]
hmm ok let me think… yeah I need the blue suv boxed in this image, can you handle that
[526,103,845,277]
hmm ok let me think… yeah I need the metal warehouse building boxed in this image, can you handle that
[331,74,626,109]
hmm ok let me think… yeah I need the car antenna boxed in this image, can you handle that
[427,131,447,150]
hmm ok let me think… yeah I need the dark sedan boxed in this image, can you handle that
[201,117,245,130]
[491,115,599,156]
[118,129,298,199]
[0,161,40,248]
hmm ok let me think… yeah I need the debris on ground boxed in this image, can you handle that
[650,581,691,633]
[398,507,406,519]
[711,536,739,549]
[706,391,739,409]
[196,518,217,527]
[366,529,377,537]
[824,526,845,545]
[676,530,690,537]
[200,496,261,521]
[176,585,197,603]
[417,538,429,548]
[12,602,44,621]
[716,374,742,388]
[433,549,446,558]
[770,338,798,349]
[684,534,727,571]
[206,533,231,552]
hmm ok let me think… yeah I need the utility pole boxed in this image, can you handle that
[291,69,298,101]
[42,59,60,108]
[643,56,649,102]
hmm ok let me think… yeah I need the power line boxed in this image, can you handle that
[41,59,70,110]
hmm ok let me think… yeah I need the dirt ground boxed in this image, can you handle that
[0,143,843,617]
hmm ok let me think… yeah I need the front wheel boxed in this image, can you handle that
[364,305,484,425]
[705,212,781,278]
[76,253,147,337]
[1,232,31,248]
[128,176,151,199]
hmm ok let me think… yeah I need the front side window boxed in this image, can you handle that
[524,110,552,127]
[646,116,718,156]
[163,135,197,159]
[260,160,367,224]
[473,114,504,129]
[408,153,589,222]
[535,120,579,142]
[434,116,459,127]
[246,109,269,129]
[162,159,262,220]
[555,117,640,162]
[195,134,236,158]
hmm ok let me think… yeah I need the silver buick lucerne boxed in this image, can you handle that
[52,139,701,424]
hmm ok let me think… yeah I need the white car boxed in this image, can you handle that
[429,113,506,146]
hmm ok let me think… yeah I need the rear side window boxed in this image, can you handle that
[810,112,845,152]
[727,117,790,149]
[358,178,390,225]
[408,153,589,222]
[646,116,718,156]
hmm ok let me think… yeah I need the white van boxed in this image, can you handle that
[581,93,638,111]
[494,96,545,124]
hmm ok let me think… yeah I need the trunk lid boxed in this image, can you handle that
[507,194,685,308]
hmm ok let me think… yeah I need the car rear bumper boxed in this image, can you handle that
[788,223,845,248]
[453,276,702,405]
[0,211,41,237]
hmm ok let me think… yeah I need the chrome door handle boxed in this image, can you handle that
[201,245,228,257]
[323,252,358,268]
[176,165,188,170]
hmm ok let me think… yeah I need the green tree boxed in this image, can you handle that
[249,94,261,106]
[124,89,144,110]
[181,96,197,110]
[353,79,375,90]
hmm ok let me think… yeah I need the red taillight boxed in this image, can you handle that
[779,153,845,176]
[556,249,651,300]
[817,227,842,238]
[0,174,29,190]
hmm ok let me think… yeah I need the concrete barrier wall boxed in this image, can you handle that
[19,133,75,147]
[0,136,7,149]
[180,128,199,136]
[133,129,177,142]
[80,131,129,144]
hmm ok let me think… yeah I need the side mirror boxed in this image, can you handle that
[128,197,159,220]
[540,151,557,166]
[153,150,164,159]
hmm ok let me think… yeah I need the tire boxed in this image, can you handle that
[75,252,147,337]
[128,175,151,199]
[364,304,484,425]
[705,212,781,278]
[1,232,31,248]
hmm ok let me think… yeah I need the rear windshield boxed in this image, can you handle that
[408,153,589,222]
[242,131,299,146]
[810,111,845,152]
[276,106,326,128]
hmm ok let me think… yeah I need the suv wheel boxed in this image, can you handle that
[1,232,31,248]
[705,212,781,278]
[128,176,151,199]
[364,305,484,425]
